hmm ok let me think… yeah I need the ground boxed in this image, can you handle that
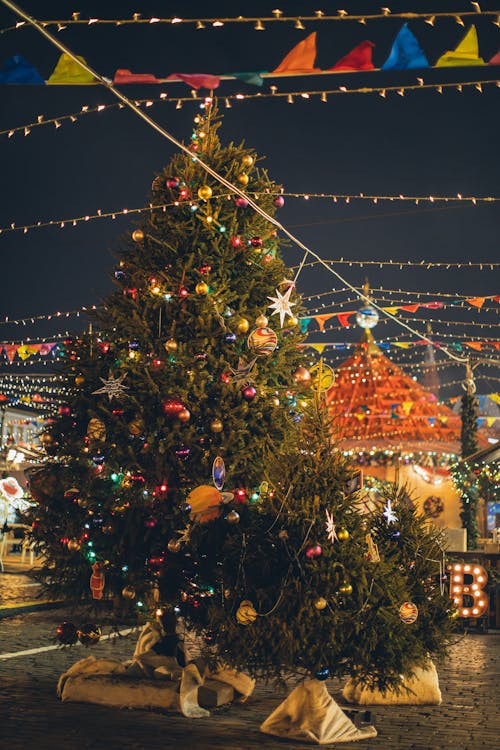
[0,575,499,750]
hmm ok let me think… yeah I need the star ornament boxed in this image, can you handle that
[325,508,339,544]
[267,285,296,328]
[92,372,129,401]
[382,498,398,525]
[229,357,257,383]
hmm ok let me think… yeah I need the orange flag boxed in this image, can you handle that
[466,297,486,309]
[464,342,483,350]
[315,314,334,332]
[272,32,320,74]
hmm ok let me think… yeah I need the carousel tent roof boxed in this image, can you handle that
[325,330,464,453]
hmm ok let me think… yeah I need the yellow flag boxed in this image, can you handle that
[435,26,485,67]
[381,307,399,315]
[310,344,326,354]
[486,417,497,427]
[48,53,98,84]
[489,393,500,405]
[394,342,411,349]
[402,401,413,415]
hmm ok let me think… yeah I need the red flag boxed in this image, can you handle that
[488,49,500,65]
[114,69,162,84]
[421,301,444,309]
[2,345,17,362]
[272,32,320,74]
[399,304,420,313]
[167,73,220,90]
[329,41,375,71]
[337,312,354,328]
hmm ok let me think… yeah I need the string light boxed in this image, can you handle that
[0,9,494,34]
[2,80,498,140]
[290,258,500,271]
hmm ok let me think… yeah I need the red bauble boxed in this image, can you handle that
[179,287,189,298]
[250,236,263,247]
[230,236,242,248]
[235,197,249,208]
[274,195,285,208]
[199,264,212,275]
[305,544,322,559]
[166,177,180,189]
[163,398,184,418]
[58,406,71,416]
[242,385,257,401]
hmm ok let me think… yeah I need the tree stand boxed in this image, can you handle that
[342,661,441,705]
[260,679,377,744]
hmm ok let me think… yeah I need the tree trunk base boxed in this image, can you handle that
[260,679,377,744]
[342,661,441,705]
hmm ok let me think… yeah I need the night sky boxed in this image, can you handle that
[0,1,498,399]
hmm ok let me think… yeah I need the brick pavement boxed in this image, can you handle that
[0,606,499,750]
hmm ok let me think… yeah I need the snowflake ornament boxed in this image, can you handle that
[267,285,296,327]
[92,372,129,401]
[325,508,339,544]
[382,498,398,525]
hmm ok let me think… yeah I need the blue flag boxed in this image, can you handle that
[0,55,45,84]
[382,24,429,70]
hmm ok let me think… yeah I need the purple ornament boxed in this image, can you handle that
[242,385,257,401]
[225,333,237,343]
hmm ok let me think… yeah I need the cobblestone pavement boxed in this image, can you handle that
[0,604,499,750]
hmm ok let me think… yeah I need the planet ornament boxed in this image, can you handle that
[247,327,278,357]
[236,600,257,625]
[399,601,419,624]
[309,363,335,392]
[356,305,379,329]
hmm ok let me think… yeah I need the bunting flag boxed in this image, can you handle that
[113,69,162,84]
[2,342,59,362]
[2,345,17,363]
[329,41,375,71]
[489,49,500,65]
[309,344,327,354]
[0,55,44,84]
[315,313,335,332]
[399,304,420,313]
[435,26,485,67]
[466,297,486,309]
[489,394,500,405]
[402,401,413,415]
[47,53,98,84]
[336,312,354,328]
[300,317,312,333]
[393,342,411,349]
[381,306,400,315]
[231,71,265,86]
[382,24,429,70]
[465,342,484,350]
[166,73,221,89]
[486,417,497,427]
[272,32,320,74]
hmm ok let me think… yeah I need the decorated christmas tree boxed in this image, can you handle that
[25,103,310,612]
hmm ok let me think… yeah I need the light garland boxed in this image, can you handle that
[283,191,500,205]
[2,79,499,140]
[0,306,97,326]
[290,258,500,270]
[1,8,495,33]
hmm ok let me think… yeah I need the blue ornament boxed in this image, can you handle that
[212,456,226,490]
[315,667,330,681]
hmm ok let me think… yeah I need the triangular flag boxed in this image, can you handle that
[167,73,220,90]
[113,69,162,84]
[465,342,483,350]
[310,344,326,354]
[422,301,444,309]
[300,317,312,333]
[231,71,265,87]
[402,401,413,415]
[2,344,17,362]
[39,343,56,356]
[466,297,486,309]
[477,417,486,428]
[272,32,320,74]
[336,312,353,328]
[428,417,436,426]
[48,53,98,84]
[435,26,485,67]
[315,314,334,332]
[378,342,390,350]
[381,306,400,315]
[381,24,429,70]
[0,55,45,84]
[329,41,375,71]
[486,416,497,427]
[399,304,420,313]
[394,342,411,349]
[17,344,37,360]
[489,393,500,405]
[489,49,500,65]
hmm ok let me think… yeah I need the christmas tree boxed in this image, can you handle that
[25,103,310,611]
[193,399,452,694]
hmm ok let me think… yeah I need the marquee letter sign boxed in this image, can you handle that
[448,563,488,618]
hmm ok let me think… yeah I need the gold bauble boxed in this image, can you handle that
[236,318,250,334]
[226,510,240,524]
[241,155,254,168]
[197,185,213,201]
[67,539,81,552]
[128,419,144,436]
[177,408,191,423]
[164,338,178,354]
[210,418,223,433]
[132,229,145,242]
[195,281,209,295]
[122,585,136,600]
[292,366,312,385]
[237,173,249,186]
[287,315,299,327]
[236,600,257,625]
[339,583,353,596]
[87,418,106,442]
[314,597,327,611]
[74,375,85,387]
[168,539,182,554]
[337,528,350,541]
[255,314,268,327]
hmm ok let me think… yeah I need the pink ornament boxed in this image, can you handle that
[242,385,257,401]
[235,197,249,208]
[274,195,285,208]
[305,544,322,559]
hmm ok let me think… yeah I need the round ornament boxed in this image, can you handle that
[225,332,237,343]
[247,327,278,357]
[305,544,322,559]
[132,229,144,242]
[287,315,299,327]
[67,539,81,552]
[309,363,335,392]
[337,528,350,541]
[128,418,144,436]
[166,177,180,189]
[255,314,268,328]
[236,600,257,625]
[314,597,327,611]
[163,398,184,418]
[315,667,330,681]
[292,366,311,385]
[423,495,444,519]
[236,318,250,334]
[339,583,353,596]
[237,173,249,186]
[235,197,249,208]
[122,585,136,600]
[226,509,240,524]
[356,306,379,329]
[195,281,209,295]
[197,185,213,201]
[210,418,223,433]
[74,375,85,386]
[177,408,191,423]
[250,236,262,248]
[274,195,285,208]
[87,418,106,442]
[56,622,78,645]
[212,456,226,490]
[399,601,419,624]
[164,338,178,354]
[77,624,102,646]
[242,385,257,401]
[241,155,254,167]
[168,539,182,554]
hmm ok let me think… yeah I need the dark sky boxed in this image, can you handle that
[0,1,499,397]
